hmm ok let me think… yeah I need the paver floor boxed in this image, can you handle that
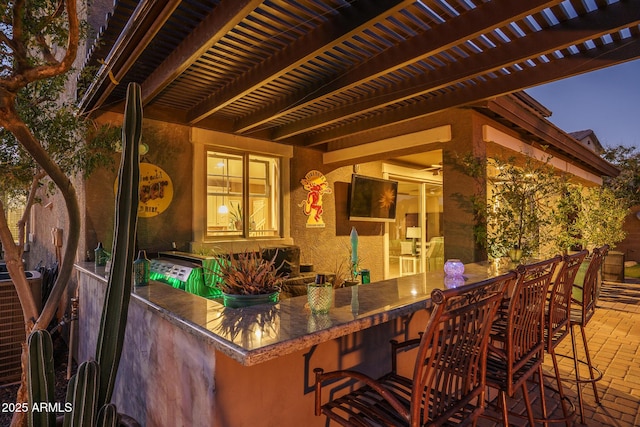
[478,280,640,426]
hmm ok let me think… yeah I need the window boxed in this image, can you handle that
[206,150,280,238]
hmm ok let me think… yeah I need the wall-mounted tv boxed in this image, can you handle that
[348,174,398,222]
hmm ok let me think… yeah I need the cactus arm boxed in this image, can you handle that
[62,373,77,427]
[27,329,56,427]
[94,82,142,408]
[96,403,120,427]
[65,360,100,427]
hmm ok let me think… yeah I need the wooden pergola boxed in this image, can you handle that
[80,0,639,167]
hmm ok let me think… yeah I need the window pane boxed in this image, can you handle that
[248,155,279,237]
[206,152,243,236]
[205,150,280,239]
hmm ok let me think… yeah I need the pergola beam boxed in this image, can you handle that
[140,0,263,105]
[269,0,640,141]
[185,0,412,124]
[232,0,559,134]
[290,33,640,149]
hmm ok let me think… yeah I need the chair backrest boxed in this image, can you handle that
[574,245,609,326]
[547,250,588,351]
[400,241,414,255]
[503,256,561,392]
[425,237,444,271]
[410,271,516,426]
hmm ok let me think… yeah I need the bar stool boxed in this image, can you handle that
[484,256,562,426]
[570,245,609,423]
[313,272,516,426]
[544,250,588,426]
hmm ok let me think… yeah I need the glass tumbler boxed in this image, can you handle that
[307,283,333,314]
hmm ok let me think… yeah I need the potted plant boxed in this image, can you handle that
[216,250,285,308]
[229,202,243,230]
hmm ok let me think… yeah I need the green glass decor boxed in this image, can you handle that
[95,242,107,267]
[133,250,150,287]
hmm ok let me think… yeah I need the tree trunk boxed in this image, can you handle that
[2,106,81,427]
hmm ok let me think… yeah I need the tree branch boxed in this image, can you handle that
[0,104,81,332]
[35,34,59,65]
[11,0,29,73]
[0,199,39,324]
[22,0,79,84]
[36,0,66,34]
[17,170,47,250]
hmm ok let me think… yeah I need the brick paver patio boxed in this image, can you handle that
[478,280,640,426]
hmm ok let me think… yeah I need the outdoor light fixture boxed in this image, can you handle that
[406,226,421,256]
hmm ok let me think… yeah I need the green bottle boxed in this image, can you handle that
[133,250,150,287]
[94,242,106,267]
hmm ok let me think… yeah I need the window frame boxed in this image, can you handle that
[204,147,282,241]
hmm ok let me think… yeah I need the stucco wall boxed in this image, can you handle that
[290,146,385,283]
[85,114,194,257]
[76,267,430,427]
[616,205,640,262]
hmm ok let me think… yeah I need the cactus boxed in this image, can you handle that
[63,360,100,427]
[94,80,142,408]
[26,82,142,426]
[27,330,56,427]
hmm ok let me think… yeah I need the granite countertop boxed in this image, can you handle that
[75,261,499,366]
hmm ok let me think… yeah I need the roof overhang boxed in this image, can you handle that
[80,0,637,177]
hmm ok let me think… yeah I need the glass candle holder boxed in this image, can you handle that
[444,259,464,277]
[444,275,465,288]
[307,276,333,314]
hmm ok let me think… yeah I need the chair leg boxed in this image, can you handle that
[580,324,601,404]
[538,365,549,427]
[570,324,586,424]
[499,390,510,426]
[521,382,535,426]
[550,349,572,427]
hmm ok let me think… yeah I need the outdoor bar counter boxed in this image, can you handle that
[75,261,502,426]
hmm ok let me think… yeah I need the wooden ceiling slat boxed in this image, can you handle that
[232,0,565,133]
[268,1,640,140]
[294,32,640,149]
[139,0,263,105]
[82,0,640,153]
[185,0,413,123]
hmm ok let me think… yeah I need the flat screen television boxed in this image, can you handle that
[348,174,398,222]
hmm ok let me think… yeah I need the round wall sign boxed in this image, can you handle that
[114,162,174,217]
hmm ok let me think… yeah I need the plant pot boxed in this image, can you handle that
[222,291,279,308]
[342,280,359,288]
[508,248,523,263]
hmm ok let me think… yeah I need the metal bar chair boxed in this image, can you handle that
[545,250,588,426]
[570,244,609,424]
[484,256,562,426]
[313,271,516,426]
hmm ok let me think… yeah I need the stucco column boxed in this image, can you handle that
[442,111,487,263]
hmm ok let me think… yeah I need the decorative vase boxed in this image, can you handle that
[222,291,279,308]
[133,250,150,287]
[307,274,333,314]
[444,259,464,277]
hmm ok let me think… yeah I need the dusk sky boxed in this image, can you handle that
[526,58,640,151]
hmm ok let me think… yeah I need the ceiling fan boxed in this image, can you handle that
[420,163,443,176]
